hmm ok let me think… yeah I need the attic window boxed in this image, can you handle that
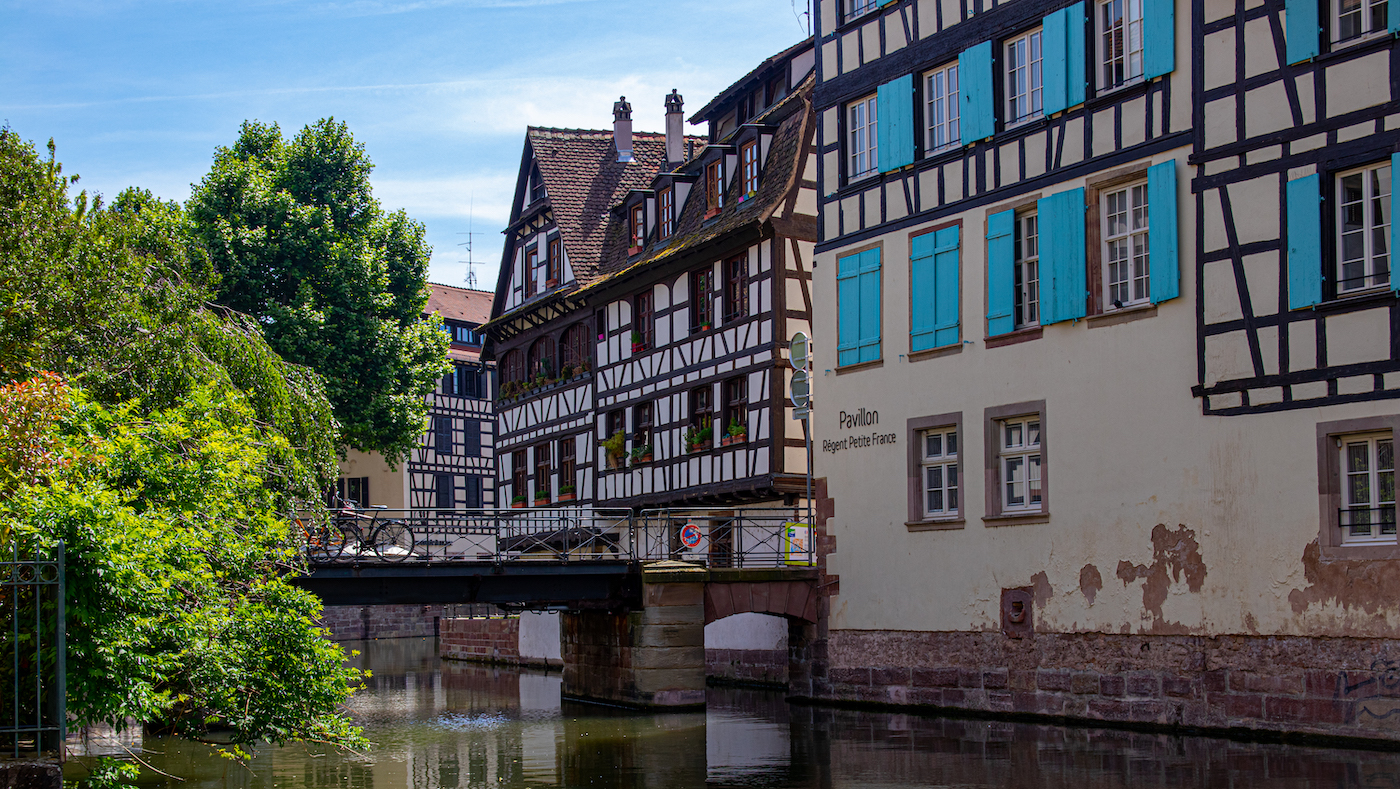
[630,204,646,251]
[706,160,725,217]
[547,238,562,286]
[659,188,675,239]
[530,169,546,203]
[741,141,759,196]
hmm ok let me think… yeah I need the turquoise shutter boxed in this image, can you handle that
[1285,0,1319,63]
[910,226,962,351]
[837,253,861,365]
[1043,3,1087,115]
[1393,154,1400,295]
[1037,188,1087,324]
[857,249,883,363]
[959,42,995,145]
[1287,174,1323,309]
[986,210,1016,336]
[1143,0,1175,78]
[933,226,962,347]
[878,74,915,172]
[1148,160,1180,304]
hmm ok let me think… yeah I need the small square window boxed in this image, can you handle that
[1005,30,1044,124]
[630,204,646,250]
[848,95,878,180]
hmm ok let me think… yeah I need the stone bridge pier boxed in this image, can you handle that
[560,562,820,708]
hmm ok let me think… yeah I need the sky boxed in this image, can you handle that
[1,0,812,290]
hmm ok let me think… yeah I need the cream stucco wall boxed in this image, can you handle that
[812,148,1400,640]
[339,448,408,510]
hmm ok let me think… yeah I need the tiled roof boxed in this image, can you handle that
[579,74,814,296]
[687,38,813,124]
[427,282,492,324]
[526,128,705,290]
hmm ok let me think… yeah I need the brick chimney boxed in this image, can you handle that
[613,96,634,163]
[665,89,684,166]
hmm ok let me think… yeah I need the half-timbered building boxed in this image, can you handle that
[485,42,818,515]
[803,0,1400,742]
[338,283,496,510]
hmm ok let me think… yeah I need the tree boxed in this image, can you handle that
[0,128,363,766]
[187,119,450,465]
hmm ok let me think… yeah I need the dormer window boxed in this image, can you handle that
[529,168,546,203]
[547,237,562,287]
[630,204,646,251]
[741,141,759,196]
[526,245,540,296]
[706,159,725,216]
[659,187,675,239]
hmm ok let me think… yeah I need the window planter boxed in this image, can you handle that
[546,278,559,288]
[558,492,577,503]
[722,433,747,447]
[511,500,526,509]
[632,342,646,354]
[533,496,550,506]
[688,440,713,454]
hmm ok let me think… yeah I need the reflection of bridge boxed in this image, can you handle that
[291,508,821,710]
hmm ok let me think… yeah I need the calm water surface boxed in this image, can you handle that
[80,637,1400,788]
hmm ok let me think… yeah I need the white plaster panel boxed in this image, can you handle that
[886,13,908,52]
[1203,260,1244,323]
[1246,80,1293,140]
[1243,251,1281,317]
[1203,28,1236,91]
[917,0,939,37]
[1092,109,1115,158]
[1024,131,1047,179]
[1337,120,1376,143]
[1338,375,1374,395]
[919,169,939,210]
[1205,96,1237,148]
[1060,117,1084,166]
[861,21,880,65]
[1292,380,1329,400]
[841,195,860,232]
[1121,96,1147,149]
[1294,72,1317,125]
[1205,0,1235,22]
[1243,17,1279,78]
[1257,325,1281,375]
[841,31,859,75]
[864,188,881,228]
[1326,50,1391,118]
[823,198,839,240]
[939,0,960,30]
[1327,308,1391,366]
[1246,145,1282,165]
[1203,188,1230,253]
[1227,176,1280,246]
[886,181,909,221]
[944,158,964,202]
[1205,330,1256,385]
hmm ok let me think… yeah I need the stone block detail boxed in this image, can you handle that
[439,617,525,665]
[319,604,444,641]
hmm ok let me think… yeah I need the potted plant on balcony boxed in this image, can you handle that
[581,357,592,374]
[699,320,711,332]
[630,444,653,466]
[511,493,527,509]
[559,363,574,381]
[631,330,645,354]
[533,489,550,506]
[685,422,713,454]
[723,418,748,446]
[603,429,626,469]
[558,484,577,503]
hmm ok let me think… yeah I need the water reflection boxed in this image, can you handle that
[79,637,1400,788]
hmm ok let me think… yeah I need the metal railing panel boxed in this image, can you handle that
[0,541,65,760]
[636,508,814,569]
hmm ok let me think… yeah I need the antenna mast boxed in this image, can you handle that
[457,195,483,289]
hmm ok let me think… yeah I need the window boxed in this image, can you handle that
[460,365,483,399]
[529,168,546,203]
[528,337,554,379]
[633,290,653,349]
[847,0,878,21]
[1335,0,1390,41]
[464,475,483,509]
[690,385,713,433]
[692,268,715,330]
[560,323,590,371]
[606,409,626,468]
[435,473,454,510]
[501,350,524,385]
[630,203,646,251]
[526,246,540,296]
[1000,416,1042,513]
[1014,213,1040,328]
[925,63,960,153]
[455,325,480,345]
[1006,30,1044,124]
[1100,0,1144,89]
[464,419,480,458]
[547,237,562,284]
[725,254,749,323]
[441,366,457,396]
[1102,181,1151,307]
[434,416,453,455]
[1339,433,1396,544]
[921,427,959,518]
[511,449,527,502]
[706,159,725,214]
[848,95,878,179]
[723,377,747,436]
[741,141,760,195]
[558,437,576,493]
[534,442,551,501]
[659,187,675,239]
[342,476,369,507]
[634,401,654,451]
[836,247,882,366]
[1337,162,1392,294]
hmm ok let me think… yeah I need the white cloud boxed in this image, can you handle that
[371,173,517,223]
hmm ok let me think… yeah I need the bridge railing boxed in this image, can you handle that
[634,508,814,569]
[296,506,633,564]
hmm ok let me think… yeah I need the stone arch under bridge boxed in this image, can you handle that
[704,577,819,625]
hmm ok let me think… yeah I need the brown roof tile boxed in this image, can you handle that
[427,282,493,324]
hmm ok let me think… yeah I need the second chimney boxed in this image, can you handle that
[613,96,634,163]
[665,89,684,166]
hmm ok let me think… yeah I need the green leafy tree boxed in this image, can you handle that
[188,119,450,464]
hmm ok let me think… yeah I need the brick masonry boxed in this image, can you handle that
[706,648,788,686]
[439,617,528,665]
[319,605,444,641]
[793,629,1400,744]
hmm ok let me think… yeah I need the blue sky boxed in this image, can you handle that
[1,0,811,289]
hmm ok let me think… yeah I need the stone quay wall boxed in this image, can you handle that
[794,629,1400,744]
[706,648,788,686]
[320,604,443,641]
[440,617,523,665]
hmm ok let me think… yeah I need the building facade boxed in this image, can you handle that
[485,42,819,518]
[338,283,497,510]
[804,0,1400,742]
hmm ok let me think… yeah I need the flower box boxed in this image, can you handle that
[511,501,526,509]
[688,440,712,454]
[632,342,646,354]
[558,492,577,503]
[546,278,559,288]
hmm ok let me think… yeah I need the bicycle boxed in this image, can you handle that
[327,501,417,562]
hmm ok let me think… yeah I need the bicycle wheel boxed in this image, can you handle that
[303,519,346,563]
[374,520,416,562]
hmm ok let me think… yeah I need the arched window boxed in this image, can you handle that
[528,337,555,379]
[559,323,590,371]
[501,350,524,384]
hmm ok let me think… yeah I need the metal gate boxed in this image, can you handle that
[1,542,65,759]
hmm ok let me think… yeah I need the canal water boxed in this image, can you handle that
[82,637,1400,788]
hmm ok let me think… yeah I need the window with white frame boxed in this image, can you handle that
[848,95,878,179]
[1000,417,1042,512]
[1006,30,1043,124]
[925,63,960,153]
[848,0,878,21]
[630,203,646,250]
[1014,212,1040,328]
[1103,181,1151,307]
[1337,162,1392,294]
[1340,432,1396,543]
[921,427,959,518]
[1100,0,1145,89]
[741,140,760,195]
[1334,0,1389,42]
